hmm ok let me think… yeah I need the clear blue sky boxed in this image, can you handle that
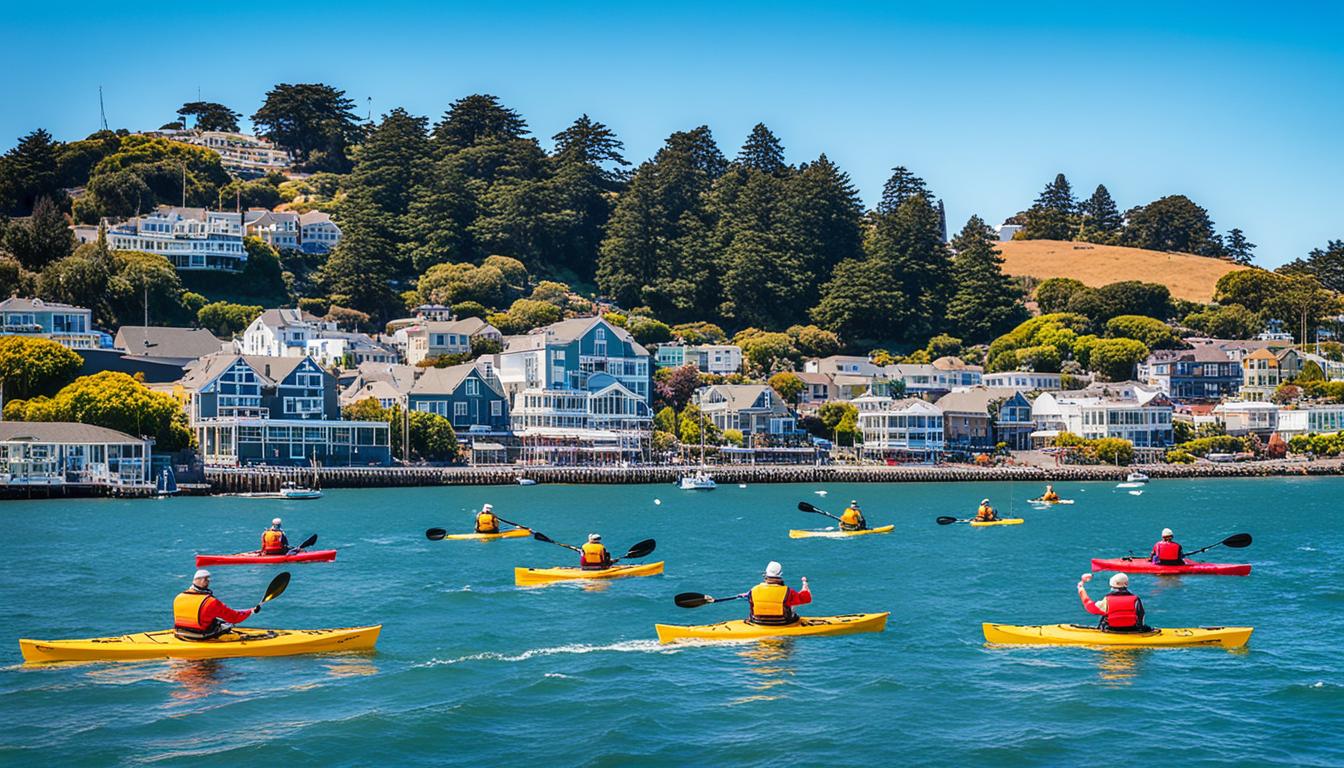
[4,1,1341,266]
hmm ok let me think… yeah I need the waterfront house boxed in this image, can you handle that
[0,297,99,350]
[935,387,1035,452]
[408,363,510,434]
[982,371,1064,391]
[178,353,390,466]
[1137,346,1242,402]
[0,422,151,490]
[689,344,743,375]
[105,206,247,272]
[298,211,342,255]
[695,384,798,436]
[1212,400,1282,438]
[339,363,421,409]
[1276,404,1344,437]
[244,209,300,251]
[113,325,225,364]
[1238,348,1282,401]
[403,317,503,365]
[854,394,945,461]
[1031,382,1175,449]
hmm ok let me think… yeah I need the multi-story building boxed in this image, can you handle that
[338,363,420,410]
[105,206,247,271]
[805,355,880,377]
[1138,346,1242,402]
[298,211,342,255]
[654,344,688,369]
[1031,382,1175,448]
[936,387,1035,451]
[178,354,390,466]
[0,422,151,490]
[795,372,837,410]
[1238,348,1282,401]
[403,317,503,365]
[854,394,945,461]
[244,209,300,251]
[1212,401,1282,438]
[239,308,392,367]
[0,298,99,350]
[157,129,293,176]
[1277,404,1344,437]
[408,363,510,433]
[982,371,1064,391]
[689,345,743,375]
[695,384,799,436]
[882,357,984,398]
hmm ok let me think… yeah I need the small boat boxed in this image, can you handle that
[195,549,338,566]
[789,524,895,539]
[1090,557,1251,576]
[982,623,1252,648]
[677,471,716,490]
[517,478,538,486]
[656,613,889,643]
[278,481,322,500]
[439,529,533,541]
[1125,471,1150,484]
[514,561,665,586]
[155,467,179,497]
[1029,498,1074,505]
[970,518,1024,527]
[19,626,382,663]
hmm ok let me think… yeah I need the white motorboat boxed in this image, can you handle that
[677,471,716,490]
[1125,471,1150,484]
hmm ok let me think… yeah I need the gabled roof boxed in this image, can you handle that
[242,355,312,384]
[935,387,1027,415]
[0,421,147,444]
[254,308,324,330]
[0,297,89,313]
[699,384,777,412]
[180,353,321,390]
[931,356,980,371]
[410,363,505,398]
[412,317,497,337]
[179,353,253,390]
[794,372,834,385]
[511,316,648,356]
[114,325,224,359]
[341,379,406,406]
[298,210,336,225]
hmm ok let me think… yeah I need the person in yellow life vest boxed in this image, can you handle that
[173,569,259,641]
[1041,485,1060,502]
[975,499,998,522]
[260,518,288,555]
[475,503,499,534]
[839,500,867,531]
[580,533,611,570]
[744,561,811,626]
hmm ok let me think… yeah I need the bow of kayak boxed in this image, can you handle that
[788,524,894,539]
[1029,499,1074,505]
[970,518,1024,527]
[19,625,382,663]
[195,550,337,566]
[656,612,889,644]
[441,529,532,541]
[982,623,1252,648]
[1090,558,1252,576]
[514,561,665,586]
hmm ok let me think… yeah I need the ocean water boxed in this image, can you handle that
[1,478,1341,767]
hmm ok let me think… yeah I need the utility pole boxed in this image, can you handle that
[98,86,108,131]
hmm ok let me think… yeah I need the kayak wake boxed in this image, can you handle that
[419,639,702,667]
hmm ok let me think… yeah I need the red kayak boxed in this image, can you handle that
[195,550,337,567]
[1090,557,1251,576]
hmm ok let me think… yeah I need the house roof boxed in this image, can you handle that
[935,387,1026,415]
[0,297,89,313]
[410,363,505,397]
[1244,348,1279,362]
[0,421,146,444]
[242,355,310,383]
[341,379,405,406]
[699,384,776,411]
[351,362,420,392]
[1147,345,1233,364]
[114,325,224,359]
[413,317,496,336]
[255,308,323,329]
[794,372,833,385]
[298,210,335,225]
[931,356,979,371]
[180,353,318,390]
[511,316,647,356]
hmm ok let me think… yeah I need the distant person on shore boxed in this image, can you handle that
[475,504,499,534]
[1040,485,1060,502]
[744,561,810,626]
[975,498,998,522]
[580,533,611,570]
[174,569,259,640]
[839,500,867,531]
[261,518,288,555]
[1077,573,1147,632]
[1150,528,1186,565]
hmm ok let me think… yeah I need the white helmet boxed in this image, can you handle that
[850,500,858,505]
[981,498,990,505]
[588,533,601,542]
[1109,573,1129,589]
[483,504,494,512]
[193,569,211,581]
[272,518,283,526]
[764,561,783,578]
[1161,528,1173,538]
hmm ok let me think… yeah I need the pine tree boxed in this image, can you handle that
[781,154,864,308]
[866,191,952,342]
[1078,184,1123,244]
[1122,195,1222,256]
[432,94,529,152]
[1022,173,1077,240]
[3,196,74,270]
[1224,228,1256,265]
[736,124,786,175]
[251,83,362,172]
[551,115,629,188]
[0,129,63,215]
[811,257,907,344]
[876,166,929,215]
[545,116,629,278]
[716,171,805,329]
[945,216,1029,343]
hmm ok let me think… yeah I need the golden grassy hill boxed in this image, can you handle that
[995,239,1247,303]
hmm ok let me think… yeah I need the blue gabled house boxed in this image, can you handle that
[407,363,510,433]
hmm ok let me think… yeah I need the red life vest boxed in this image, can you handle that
[1102,591,1140,629]
[1154,540,1183,563]
[261,529,286,554]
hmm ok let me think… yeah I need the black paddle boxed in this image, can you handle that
[1183,533,1253,558]
[613,539,657,563]
[259,571,290,607]
[531,530,581,553]
[425,527,448,541]
[936,516,970,525]
[287,533,317,554]
[797,501,843,522]
[674,591,745,608]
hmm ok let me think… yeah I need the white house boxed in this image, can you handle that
[0,422,151,489]
[1031,382,1175,447]
[0,297,99,350]
[854,394,945,460]
[105,206,247,271]
[805,355,879,377]
[298,211,342,255]
[689,344,743,375]
[244,209,300,251]
[982,371,1063,391]
[1212,401,1282,437]
[240,308,390,367]
[1277,404,1344,437]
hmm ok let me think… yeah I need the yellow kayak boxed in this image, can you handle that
[441,528,532,541]
[789,524,894,539]
[970,518,1024,527]
[656,612,889,643]
[515,561,665,586]
[19,626,383,663]
[982,623,1253,648]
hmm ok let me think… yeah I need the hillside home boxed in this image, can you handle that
[1031,382,1175,448]
[805,355,879,377]
[403,317,503,365]
[982,371,1063,391]
[0,297,99,350]
[244,209,300,251]
[298,211,342,254]
[1238,348,1282,402]
[695,384,799,437]
[1137,346,1242,402]
[105,206,247,271]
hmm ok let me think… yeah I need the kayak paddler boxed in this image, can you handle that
[580,533,611,570]
[839,500,867,531]
[1077,572,1147,633]
[974,498,998,522]
[1040,485,1060,502]
[742,561,810,626]
[475,504,500,534]
[261,518,288,555]
[173,569,261,641]
[1150,528,1185,565]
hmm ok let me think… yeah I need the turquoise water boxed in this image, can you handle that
[1,478,1342,767]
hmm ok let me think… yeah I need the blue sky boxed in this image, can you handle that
[4,1,1341,266]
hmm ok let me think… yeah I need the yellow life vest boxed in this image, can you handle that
[749,582,795,625]
[1042,491,1059,501]
[475,512,499,533]
[261,529,286,554]
[840,507,863,528]
[976,504,996,521]
[173,590,216,637]
[580,542,609,569]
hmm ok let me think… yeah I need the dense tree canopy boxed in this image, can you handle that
[176,102,241,133]
[251,83,364,172]
[0,336,82,399]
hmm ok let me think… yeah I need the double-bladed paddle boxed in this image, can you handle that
[797,501,843,522]
[1183,533,1252,558]
[250,571,291,613]
[531,531,657,562]
[674,592,746,608]
[286,533,318,554]
[936,516,971,525]
[425,513,531,540]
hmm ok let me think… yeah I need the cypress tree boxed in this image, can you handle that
[866,191,952,343]
[876,166,930,215]
[1078,184,1123,244]
[1022,173,1077,240]
[1224,228,1256,265]
[0,129,63,215]
[782,154,864,307]
[945,215,1028,343]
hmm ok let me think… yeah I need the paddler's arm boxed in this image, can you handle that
[788,578,812,607]
[206,599,254,625]
[1077,582,1105,615]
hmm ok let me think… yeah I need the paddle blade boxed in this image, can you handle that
[262,571,290,603]
[936,516,959,525]
[425,528,447,541]
[624,538,657,559]
[797,501,819,513]
[297,533,318,550]
[531,531,556,544]
[1224,533,1253,548]
[674,592,710,608]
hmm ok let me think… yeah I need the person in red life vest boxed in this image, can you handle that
[741,561,811,626]
[1150,528,1185,565]
[173,569,260,640]
[260,517,289,555]
[1077,572,1147,633]
[579,533,611,570]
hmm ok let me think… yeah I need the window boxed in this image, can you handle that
[491,401,502,416]
[454,402,468,416]
[466,379,479,396]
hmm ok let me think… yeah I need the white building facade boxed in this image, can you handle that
[106,206,247,271]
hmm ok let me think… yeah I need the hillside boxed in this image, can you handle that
[995,239,1247,303]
